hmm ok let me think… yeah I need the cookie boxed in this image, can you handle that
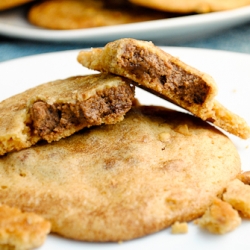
[0,106,240,241]
[27,0,171,30]
[0,73,135,155]
[0,0,33,11]
[129,0,250,13]
[77,38,250,139]
[0,204,50,249]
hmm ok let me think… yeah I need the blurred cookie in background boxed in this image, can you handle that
[0,0,34,10]
[129,0,250,13]
[27,0,177,30]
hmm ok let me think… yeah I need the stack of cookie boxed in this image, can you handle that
[0,38,250,249]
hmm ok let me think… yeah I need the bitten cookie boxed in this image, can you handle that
[77,38,250,139]
[0,73,135,155]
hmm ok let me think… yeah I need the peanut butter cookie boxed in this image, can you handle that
[77,38,250,139]
[0,73,134,155]
[0,106,241,241]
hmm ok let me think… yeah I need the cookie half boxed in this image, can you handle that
[0,73,135,155]
[77,38,250,139]
[0,106,241,241]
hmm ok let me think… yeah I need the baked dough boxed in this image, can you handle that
[0,73,134,155]
[195,198,241,234]
[223,179,250,218]
[0,204,50,249]
[129,0,250,13]
[0,0,33,10]
[28,0,170,30]
[77,38,250,139]
[0,106,241,241]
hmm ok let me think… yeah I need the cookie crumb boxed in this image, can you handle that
[223,179,250,218]
[158,132,171,142]
[195,198,241,234]
[237,171,250,185]
[171,221,188,234]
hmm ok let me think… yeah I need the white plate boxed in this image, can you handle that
[0,47,250,250]
[1,5,250,42]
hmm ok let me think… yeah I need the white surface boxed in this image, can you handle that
[0,47,250,249]
[1,6,250,42]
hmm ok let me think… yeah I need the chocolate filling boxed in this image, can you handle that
[120,44,210,105]
[30,85,134,139]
